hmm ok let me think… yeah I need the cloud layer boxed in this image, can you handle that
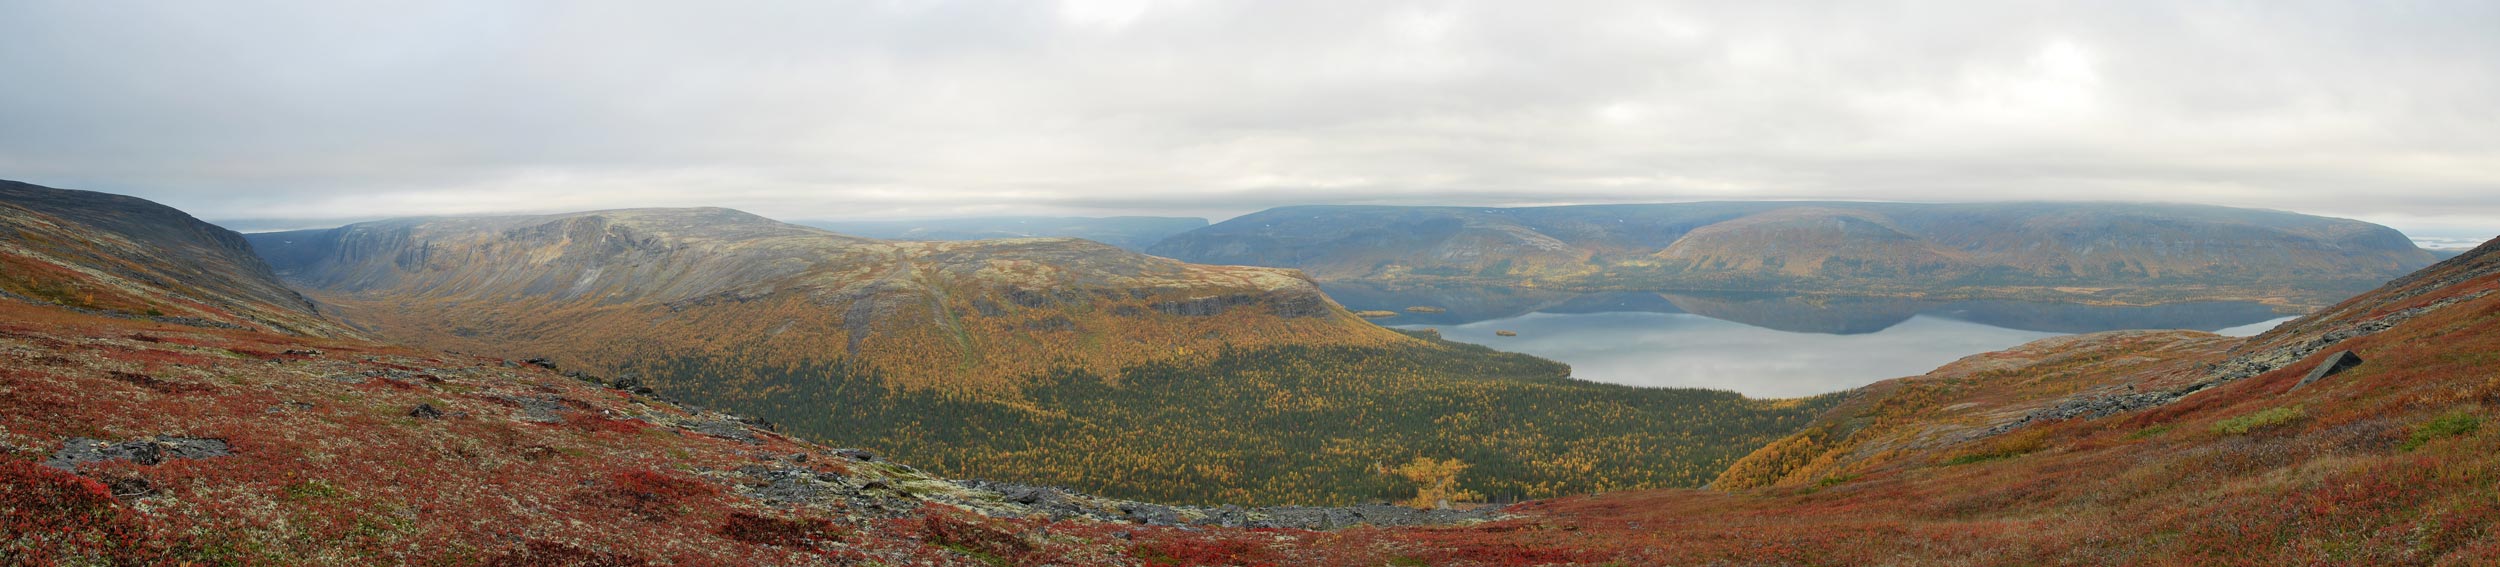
[1,1,2494,236]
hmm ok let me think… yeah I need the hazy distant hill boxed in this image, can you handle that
[248,207,1831,504]
[1150,202,2436,308]
[799,216,1207,251]
[0,180,345,336]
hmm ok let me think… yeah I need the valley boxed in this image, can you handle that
[1324,285,2292,396]
[237,190,1831,505]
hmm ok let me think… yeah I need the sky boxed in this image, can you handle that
[1,1,2495,242]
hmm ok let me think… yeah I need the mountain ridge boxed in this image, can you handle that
[1149,201,2435,309]
[247,207,1380,391]
[798,215,1209,251]
[0,180,348,337]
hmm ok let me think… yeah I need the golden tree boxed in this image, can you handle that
[1384,456,1483,509]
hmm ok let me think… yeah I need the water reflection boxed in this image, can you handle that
[1323,284,2295,398]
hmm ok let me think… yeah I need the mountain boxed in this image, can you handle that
[0,180,345,336]
[246,208,1381,391]
[797,216,1208,251]
[246,207,1833,505]
[1150,202,2437,308]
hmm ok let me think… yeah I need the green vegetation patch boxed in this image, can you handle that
[2211,406,2306,435]
[2125,424,2175,440]
[2402,410,2481,451]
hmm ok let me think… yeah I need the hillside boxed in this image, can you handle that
[245,207,1834,505]
[246,208,1388,392]
[1224,234,2500,565]
[0,180,346,337]
[798,216,1209,251]
[1151,202,2435,309]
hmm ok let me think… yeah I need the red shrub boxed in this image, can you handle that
[915,509,1034,560]
[105,371,210,395]
[719,511,846,549]
[481,540,650,567]
[581,469,718,521]
[0,460,161,565]
[568,415,649,436]
[1134,534,1277,567]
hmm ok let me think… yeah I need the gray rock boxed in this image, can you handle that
[2291,350,2363,391]
[45,436,231,472]
[683,418,760,444]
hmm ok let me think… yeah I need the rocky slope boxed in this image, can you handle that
[1151,202,2435,308]
[798,216,1209,251]
[0,180,345,337]
[0,298,1515,566]
[247,208,1392,391]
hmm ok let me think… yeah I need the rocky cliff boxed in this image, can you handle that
[797,216,1209,251]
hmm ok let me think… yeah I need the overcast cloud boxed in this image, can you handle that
[1,1,2494,238]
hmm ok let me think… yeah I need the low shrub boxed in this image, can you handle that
[2402,410,2481,451]
[719,511,845,548]
[2212,406,2305,435]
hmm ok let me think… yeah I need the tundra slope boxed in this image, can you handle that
[0,180,345,337]
[1152,202,2435,309]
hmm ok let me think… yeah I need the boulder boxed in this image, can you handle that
[2292,350,2364,391]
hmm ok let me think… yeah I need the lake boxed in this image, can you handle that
[1322,284,2296,398]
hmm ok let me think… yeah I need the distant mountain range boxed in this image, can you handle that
[1320,283,2286,335]
[798,216,1207,251]
[1148,202,2437,308]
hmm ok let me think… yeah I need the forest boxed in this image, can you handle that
[626,330,1840,505]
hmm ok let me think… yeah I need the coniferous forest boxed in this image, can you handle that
[631,330,1840,505]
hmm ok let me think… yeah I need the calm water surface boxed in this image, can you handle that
[1325,285,2295,398]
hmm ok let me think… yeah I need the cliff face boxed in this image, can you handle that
[0,179,346,336]
[1150,202,2435,308]
[797,216,1210,251]
[247,208,1401,390]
